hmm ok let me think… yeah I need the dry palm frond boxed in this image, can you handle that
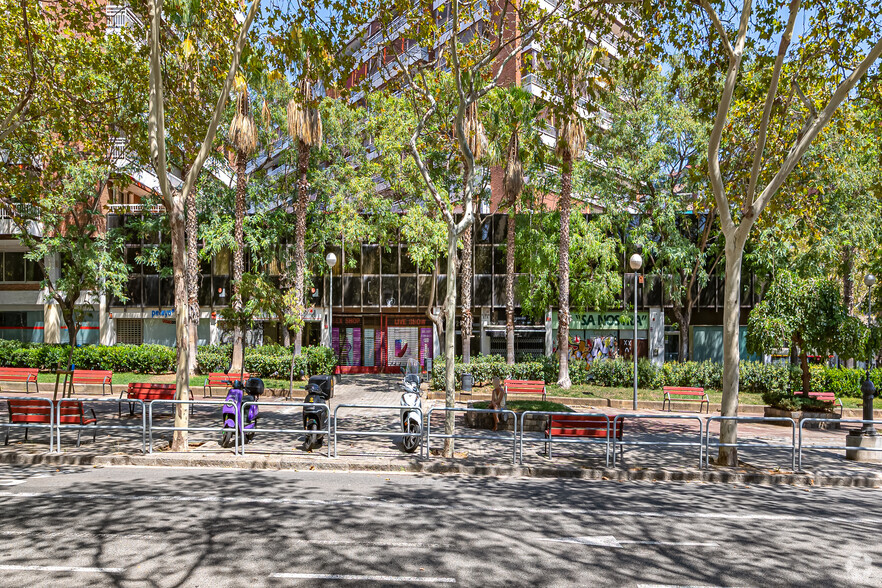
[229,85,258,156]
[286,75,323,149]
[555,113,586,161]
[503,131,523,203]
[463,102,488,161]
[261,98,271,130]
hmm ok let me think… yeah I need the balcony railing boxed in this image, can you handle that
[106,203,165,215]
[0,203,40,220]
[106,4,143,34]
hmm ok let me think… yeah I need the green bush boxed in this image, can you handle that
[431,356,547,389]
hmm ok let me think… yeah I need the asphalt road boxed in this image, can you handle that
[0,464,878,587]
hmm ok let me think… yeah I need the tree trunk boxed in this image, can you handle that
[185,169,199,375]
[62,306,77,367]
[292,140,310,356]
[460,223,473,364]
[443,226,459,458]
[169,195,191,452]
[505,207,516,365]
[717,236,746,466]
[557,157,573,389]
[674,305,690,364]
[843,245,855,368]
[798,342,811,394]
[230,149,247,373]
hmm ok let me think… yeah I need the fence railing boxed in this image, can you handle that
[705,416,797,470]
[332,404,423,458]
[798,418,882,471]
[241,401,331,458]
[518,411,613,466]
[148,399,239,455]
[57,398,147,454]
[425,407,518,464]
[611,414,705,468]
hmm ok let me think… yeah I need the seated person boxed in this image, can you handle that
[489,376,507,431]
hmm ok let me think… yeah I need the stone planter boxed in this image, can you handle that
[763,406,840,429]
[463,403,549,432]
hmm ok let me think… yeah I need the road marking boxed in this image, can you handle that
[1,490,880,526]
[0,564,124,573]
[270,572,456,583]
[637,585,751,588]
[539,536,720,548]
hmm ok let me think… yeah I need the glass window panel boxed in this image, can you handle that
[159,277,174,307]
[144,275,160,306]
[418,275,433,307]
[4,252,24,282]
[400,276,417,306]
[124,276,142,306]
[492,276,506,307]
[475,275,491,306]
[345,245,361,274]
[494,214,507,244]
[381,246,399,275]
[474,246,492,275]
[25,258,41,282]
[343,276,361,307]
[382,276,398,308]
[198,275,212,306]
[214,249,231,276]
[212,276,230,306]
[363,276,380,307]
[493,246,506,274]
[362,245,380,274]
[477,218,492,243]
[400,247,416,274]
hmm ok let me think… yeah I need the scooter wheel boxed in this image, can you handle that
[245,432,255,443]
[305,420,319,450]
[402,420,420,453]
[220,430,234,448]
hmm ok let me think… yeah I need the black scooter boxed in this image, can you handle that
[302,375,334,450]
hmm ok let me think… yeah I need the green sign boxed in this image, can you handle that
[552,311,648,331]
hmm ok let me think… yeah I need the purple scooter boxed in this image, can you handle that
[220,375,265,448]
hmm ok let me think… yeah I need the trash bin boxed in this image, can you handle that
[461,373,473,392]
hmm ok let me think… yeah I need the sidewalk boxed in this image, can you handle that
[1,373,880,487]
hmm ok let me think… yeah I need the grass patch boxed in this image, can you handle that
[472,400,573,413]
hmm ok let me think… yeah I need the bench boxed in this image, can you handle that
[203,372,249,398]
[794,391,843,418]
[5,399,97,446]
[545,414,623,460]
[72,370,113,396]
[120,383,194,417]
[0,367,39,394]
[662,386,709,413]
[503,379,547,401]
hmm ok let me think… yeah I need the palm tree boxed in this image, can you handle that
[503,130,524,365]
[554,112,586,388]
[228,80,258,372]
[286,67,322,356]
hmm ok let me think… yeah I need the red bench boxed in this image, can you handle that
[0,367,39,394]
[5,399,97,446]
[203,372,248,398]
[120,383,194,417]
[794,391,843,417]
[662,386,709,413]
[545,414,623,461]
[72,370,113,396]
[504,379,547,401]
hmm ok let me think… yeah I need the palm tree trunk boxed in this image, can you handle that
[230,149,246,372]
[293,140,310,356]
[185,166,199,375]
[460,223,473,363]
[505,206,516,365]
[557,157,573,388]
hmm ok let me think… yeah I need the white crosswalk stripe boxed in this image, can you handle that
[0,465,83,486]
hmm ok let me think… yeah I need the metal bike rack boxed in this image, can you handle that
[798,418,882,471]
[611,414,705,468]
[518,411,612,466]
[1,396,54,453]
[704,416,796,470]
[425,407,518,464]
[332,404,424,458]
[240,401,331,458]
[148,399,239,455]
[56,398,147,454]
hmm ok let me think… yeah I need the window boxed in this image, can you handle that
[4,252,25,282]
[116,319,143,345]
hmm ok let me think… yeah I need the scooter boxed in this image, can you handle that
[220,375,265,448]
[399,360,423,453]
[302,375,333,450]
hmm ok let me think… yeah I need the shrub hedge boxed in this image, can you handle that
[0,340,336,379]
[432,353,881,400]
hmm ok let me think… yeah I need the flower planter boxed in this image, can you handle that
[763,406,840,430]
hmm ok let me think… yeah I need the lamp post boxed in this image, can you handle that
[325,252,337,367]
[630,252,643,410]
[862,273,877,436]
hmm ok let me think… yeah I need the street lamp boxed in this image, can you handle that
[630,252,643,411]
[325,252,337,350]
[862,273,877,436]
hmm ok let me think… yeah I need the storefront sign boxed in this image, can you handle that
[150,310,174,319]
[552,311,648,330]
[389,316,430,327]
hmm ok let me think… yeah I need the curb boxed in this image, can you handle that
[2,451,879,488]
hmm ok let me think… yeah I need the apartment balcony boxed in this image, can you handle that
[370,45,429,88]
[106,4,143,35]
[0,203,42,237]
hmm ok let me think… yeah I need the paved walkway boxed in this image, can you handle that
[1,374,881,481]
